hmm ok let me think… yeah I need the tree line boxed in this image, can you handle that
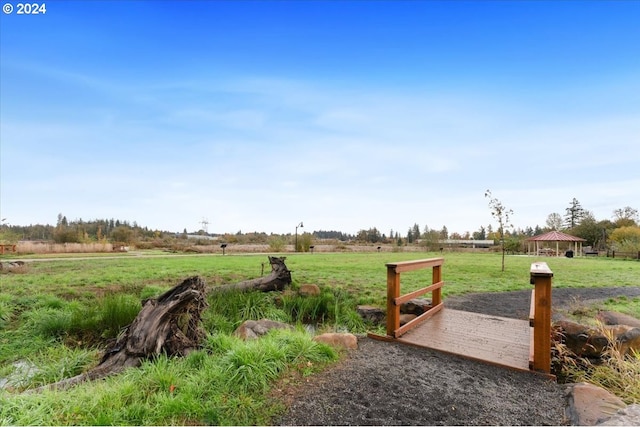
[1,201,638,253]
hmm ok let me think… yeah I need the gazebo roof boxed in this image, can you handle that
[525,230,586,242]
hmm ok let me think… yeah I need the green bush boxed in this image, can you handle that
[205,291,287,333]
[280,289,336,324]
[98,294,141,338]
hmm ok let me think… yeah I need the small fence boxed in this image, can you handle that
[0,244,17,254]
[606,250,640,260]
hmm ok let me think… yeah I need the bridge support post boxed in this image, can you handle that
[386,266,400,337]
[530,262,553,373]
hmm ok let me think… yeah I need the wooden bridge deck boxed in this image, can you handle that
[379,308,532,372]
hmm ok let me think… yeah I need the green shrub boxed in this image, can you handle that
[98,294,141,338]
[268,236,286,252]
[222,340,288,392]
[280,289,336,324]
[19,345,97,389]
[24,307,72,339]
[206,290,287,333]
[0,295,13,329]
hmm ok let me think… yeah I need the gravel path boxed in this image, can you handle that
[277,287,640,426]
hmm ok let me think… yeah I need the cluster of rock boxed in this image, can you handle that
[232,283,359,350]
[566,382,640,426]
[557,310,640,426]
[554,310,640,358]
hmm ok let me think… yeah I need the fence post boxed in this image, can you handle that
[386,265,400,337]
[530,262,553,373]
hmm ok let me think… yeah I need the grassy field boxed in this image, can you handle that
[1,251,639,425]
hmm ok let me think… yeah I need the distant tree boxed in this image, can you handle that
[564,198,586,229]
[439,226,448,240]
[406,228,414,244]
[613,206,639,227]
[420,229,440,251]
[412,223,421,240]
[485,190,513,272]
[545,213,563,231]
[111,226,134,244]
[356,228,382,243]
[609,226,640,252]
[570,215,600,247]
[472,226,486,240]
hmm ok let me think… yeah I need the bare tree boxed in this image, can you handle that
[545,213,563,231]
[485,190,513,272]
[613,206,639,226]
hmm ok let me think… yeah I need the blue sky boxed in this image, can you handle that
[1,1,639,236]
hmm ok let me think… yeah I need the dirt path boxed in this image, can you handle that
[277,287,640,426]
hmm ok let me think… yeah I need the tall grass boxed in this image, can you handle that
[0,329,337,425]
[16,242,113,254]
[560,324,640,404]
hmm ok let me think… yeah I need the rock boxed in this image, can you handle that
[400,298,432,315]
[565,382,626,426]
[233,319,292,340]
[597,311,640,328]
[554,320,635,358]
[399,314,417,325]
[298,284,321,297]
[314,333,358,350]
[597,404,640,426]
[617,327,640,356]
[357,305,385,324]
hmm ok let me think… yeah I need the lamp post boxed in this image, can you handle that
[295,221,304,252]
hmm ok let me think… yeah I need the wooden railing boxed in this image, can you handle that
[386,258,444,338]
[529,262,553,374]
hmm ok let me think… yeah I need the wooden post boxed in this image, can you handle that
[386,265,400,337]
[432,264,442,307]
[530,262,553,373]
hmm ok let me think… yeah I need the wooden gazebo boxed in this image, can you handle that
[525,231,586,257]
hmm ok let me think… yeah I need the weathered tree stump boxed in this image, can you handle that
[29,257,292,392]
[32,276,208,392]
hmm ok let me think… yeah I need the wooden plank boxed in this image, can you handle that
[387,258,444,273]
[394,302,443,337]
[397,308,531,371]
[394,281,444,306]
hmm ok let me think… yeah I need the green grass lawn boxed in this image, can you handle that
[1,251,639,425]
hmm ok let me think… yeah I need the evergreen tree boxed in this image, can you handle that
[564,198,585,228]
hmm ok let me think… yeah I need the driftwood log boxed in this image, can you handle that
[213,256,292,293]
[32,276,208,392]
